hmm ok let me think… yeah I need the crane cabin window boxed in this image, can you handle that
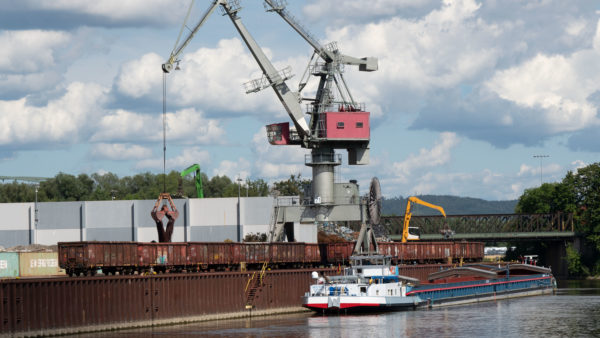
[337,122,345,129]
[356,122,364,128]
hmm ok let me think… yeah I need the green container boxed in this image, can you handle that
[19,252,65,277]
[0,252,19,278]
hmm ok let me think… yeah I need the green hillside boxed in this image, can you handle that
[382,195,517,216]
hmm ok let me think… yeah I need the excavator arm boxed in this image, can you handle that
[401,197,446,243]
[181,164,204,198]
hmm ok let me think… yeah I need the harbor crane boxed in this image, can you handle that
[163,0,379,242]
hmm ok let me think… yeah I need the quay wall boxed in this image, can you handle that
[0,265,453,337]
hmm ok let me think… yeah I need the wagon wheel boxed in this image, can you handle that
[367,177,382,226]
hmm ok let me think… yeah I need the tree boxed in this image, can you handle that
[204,175,234,197]
[272,174,310,197]
[515,182,576,214]
[515,162,600,276]
[246,178,269,197]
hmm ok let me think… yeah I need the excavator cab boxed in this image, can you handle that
[407,226,421,241]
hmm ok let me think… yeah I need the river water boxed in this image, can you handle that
[86,280,600,338]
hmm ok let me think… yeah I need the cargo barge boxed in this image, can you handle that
[303,255,555,313]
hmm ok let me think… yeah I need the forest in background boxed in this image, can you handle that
[0,172,310,202]
[382,195,517,216]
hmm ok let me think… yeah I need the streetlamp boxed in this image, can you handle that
[34,185,39,245]
[237,177,242,242]
[533,155,549,186]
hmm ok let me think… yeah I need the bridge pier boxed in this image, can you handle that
[544,240,568,278]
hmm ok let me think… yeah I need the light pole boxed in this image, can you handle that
[34,185,39,245]
[237,177,242,242]
[533,155,549,186]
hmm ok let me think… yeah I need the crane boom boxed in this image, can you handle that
[220,3,309,138]
[262,0,378,71]
[162,0,225,73]
[402,197,446,243]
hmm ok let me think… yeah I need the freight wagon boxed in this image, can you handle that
[58,241,324,276]
[58,241,484,276]
[377,241,485,264]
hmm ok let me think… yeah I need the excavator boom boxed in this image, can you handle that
[181,164,204,198]
[401,197,446,243]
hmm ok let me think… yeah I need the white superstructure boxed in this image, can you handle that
[303,255,422,312]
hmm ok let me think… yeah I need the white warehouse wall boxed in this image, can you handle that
[0,196,317,247]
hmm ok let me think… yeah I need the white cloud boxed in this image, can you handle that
[0,82,107,145]
[0,30,70,73]
[166,147,211,169]
[304,0,438,23]
[14,0,188,25]
[327,0,496,88]
[392,132,460,182]
[91,108,225,145]
[135,147,210,171]
[114,39,287,118]
[212,158,251,181]
[116,53,162,98]
[517,164,536,177]
[91,143,152,160]
[485,53,600,133]
[571,160,587,169]
[169,38,281,113]
[249,128,310,181]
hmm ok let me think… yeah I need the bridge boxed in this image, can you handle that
[381,212,576,277]
[383,212,575,242]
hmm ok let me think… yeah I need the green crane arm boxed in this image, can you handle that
[180,164,204,198]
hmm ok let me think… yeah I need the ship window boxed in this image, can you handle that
[337,122,345,129]
[356,122,363,128]
[360,286,367,293]
[357,268,362,273]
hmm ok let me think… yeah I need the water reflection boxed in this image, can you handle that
[77,281,600,338]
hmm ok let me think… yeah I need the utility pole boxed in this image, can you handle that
[533,155,549,186]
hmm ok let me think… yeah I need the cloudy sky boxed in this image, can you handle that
[1,0,599,200]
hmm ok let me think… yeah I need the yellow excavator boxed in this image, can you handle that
[401,197,447,243]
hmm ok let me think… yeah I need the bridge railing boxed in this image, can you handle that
[382,212,574,235]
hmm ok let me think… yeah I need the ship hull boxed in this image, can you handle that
[302,295,422,313]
